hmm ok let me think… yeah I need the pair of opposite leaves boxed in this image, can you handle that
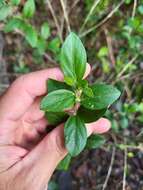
[40,32,121,159]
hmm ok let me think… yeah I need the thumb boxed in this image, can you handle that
[22,118,110,184]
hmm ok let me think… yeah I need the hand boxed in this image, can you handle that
[0,66,111,190]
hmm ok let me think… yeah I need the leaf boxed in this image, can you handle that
[40,89,75,112]
[4,18,23,32]
[47,79,71,93]
[64,116,87,157]
[81,83,121,110]
[83,86,94,98]
[125,0,132,4]
[11,0,21,5]
[138,5,143,15]
[0,5,12,21]
[57,154,72,171]
[98,46,108,57]
[78,106,106,123]
[45,111,67,125]
[48,37,61,54]
[41,22,50,40]
[23,24,38,47]
[4,18,38,47]
[23,0,35,18]
[60,32,87,85]
[36,37,47,55]
[86,135,106,149]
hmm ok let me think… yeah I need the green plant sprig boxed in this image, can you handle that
[40,32,121,170]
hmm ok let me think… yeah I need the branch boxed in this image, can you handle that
[102,147,116,190]
[80,0,124,38]
[70,0,80,12]
[60,0,71,33]
[46,0,63,42]
[104,28,116,66]
[123,142,127,190]
[116,55,138,79]
[80,0,102,32]
[132,0,138,18]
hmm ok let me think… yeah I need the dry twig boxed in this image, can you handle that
[80,0,124,37]
[104,28,116,66]
[46,0,63,42]
[102,147,116,190]
[80,0,102,32]
[60,0,71,32]
[123,141,127,190]
[132,0,138,18]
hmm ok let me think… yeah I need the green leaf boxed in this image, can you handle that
[125,0,132,4]
[60,32,87,85]
[47,79,71,93]
[45,111,67,125]
[78,106,106,123]
[23,24,38,47]
[98,46,108,57]
[40,89,75,112]
[4,18,23,32]
[138,5,143,15]
[11,0,21,5]
[0,5,12,21]
[48,37,61,54]
[86,135,106,149]
[4,18,38,47]
[81,83,121,110]
[36,37,47,55]
[83,86,94,98]
[23,0,35,18]
[64,116,87,157]
[57,154,72,171]
[41,22,50,40]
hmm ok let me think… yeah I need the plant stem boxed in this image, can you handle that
[60,0,71,33]
[46,0,63,42]
[123,140,127,190]
[102,147,116,190]
[80,0,124,38]
[132,0,138,18]
[80,0,102,33]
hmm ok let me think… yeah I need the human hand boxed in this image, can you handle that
[0,65,111,190]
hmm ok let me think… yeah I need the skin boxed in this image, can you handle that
[0,64,111,190]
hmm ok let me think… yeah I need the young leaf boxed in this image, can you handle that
[47,79,71,93]
[23,0,35,18]
[57,154,72,171]
[60,32,87,85]
[41,22,50,40]
[78,106,107,123]
[83,86,94,98]
[40,89,75,112]
[0,5,12,21]
[86,135,106,149]
[45,111,67,125]
[81,83,121,110]
[64,116,87,157]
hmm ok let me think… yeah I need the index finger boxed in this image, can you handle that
[0,68,63,121]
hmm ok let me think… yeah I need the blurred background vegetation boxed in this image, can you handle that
[0,0,143,189]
